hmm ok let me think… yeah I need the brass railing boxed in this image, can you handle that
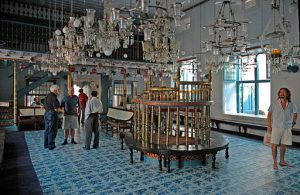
[132,78,213,148]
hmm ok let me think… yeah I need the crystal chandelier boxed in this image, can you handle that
[260,0,291,73]
[267,48,287,73]
[47,0,134,67]
[139,0,183,64]
[203,0,249,72]
[287,45,300,71]
[95,1,134,56]
[141,20,179,64]
[40,53,68,76]
[41,0,69,75]
[45,0,184,75]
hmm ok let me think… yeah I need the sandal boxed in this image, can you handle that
[273,164,278,170]
[279,162,293,167]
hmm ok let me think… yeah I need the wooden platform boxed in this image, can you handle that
[123,131,229,172]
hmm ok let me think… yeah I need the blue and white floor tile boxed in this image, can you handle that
[25,128,300,195]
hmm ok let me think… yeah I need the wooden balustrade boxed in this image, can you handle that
[131,79,213,148]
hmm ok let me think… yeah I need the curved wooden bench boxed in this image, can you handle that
[104,107,133,147]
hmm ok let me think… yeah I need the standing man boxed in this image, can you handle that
[61,87,81,145]
[268,88,298,170]
[44,85,64,150]
[83,91,103,150]
[78,88,88,124]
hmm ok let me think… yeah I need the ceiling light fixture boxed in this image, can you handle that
[203,0,250,72]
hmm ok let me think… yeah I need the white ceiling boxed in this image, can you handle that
[15,0,208,17]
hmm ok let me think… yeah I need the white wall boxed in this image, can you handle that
[178,0,300,129]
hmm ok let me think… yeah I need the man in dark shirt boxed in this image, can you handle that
[61,87,81,145]
[44,85,64,150]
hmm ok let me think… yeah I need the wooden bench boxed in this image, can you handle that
[105,107,133,141]
[18,107,45,130]
[211,118,300,147]
[211,118,267,134]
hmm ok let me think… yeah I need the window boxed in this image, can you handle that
[180,60,198,82]
[223,53,270,117]
[112,81,133,108]
[177,60,198,100]
[114,83,132,96]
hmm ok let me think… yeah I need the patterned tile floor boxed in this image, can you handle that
[25,128,300,195]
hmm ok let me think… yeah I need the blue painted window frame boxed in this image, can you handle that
[223,53,270,115]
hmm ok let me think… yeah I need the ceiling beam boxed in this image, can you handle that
[182,0,211,12]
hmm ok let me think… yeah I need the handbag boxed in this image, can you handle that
[263,130,272,147]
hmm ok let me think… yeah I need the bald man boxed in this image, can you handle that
[61,87,82,145]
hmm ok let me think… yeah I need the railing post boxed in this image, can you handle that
[13,60,17,126]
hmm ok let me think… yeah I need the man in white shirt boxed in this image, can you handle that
[268,88,298,170]
[83,91,103,150]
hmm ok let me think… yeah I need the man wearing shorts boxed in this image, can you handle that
[268,88,298,170]
[61,87,81,145]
